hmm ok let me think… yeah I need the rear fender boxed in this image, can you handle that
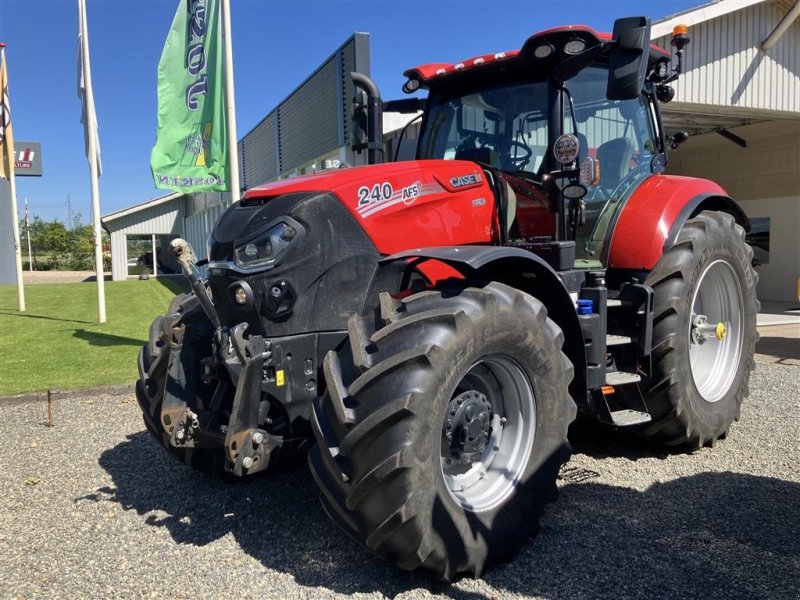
[661,194,750,252]
[381,246,587,402]
[607,175,750,270]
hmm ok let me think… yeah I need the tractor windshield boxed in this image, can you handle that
[418,81,550,180]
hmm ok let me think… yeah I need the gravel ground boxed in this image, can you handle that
[1,335,798,599]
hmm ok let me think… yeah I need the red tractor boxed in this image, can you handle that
[137,17,758,580]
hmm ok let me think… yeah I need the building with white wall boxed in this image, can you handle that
[653,0,800,302]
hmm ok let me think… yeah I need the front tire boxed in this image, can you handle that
[136,292,227,476]
[637,211,758,447]
[309,283,575,580]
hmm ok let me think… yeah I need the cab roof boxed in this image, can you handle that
[404,25,671,88]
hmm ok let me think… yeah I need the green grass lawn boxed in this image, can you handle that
[0,278,188,395]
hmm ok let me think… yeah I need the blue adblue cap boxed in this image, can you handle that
[577,299,594,315]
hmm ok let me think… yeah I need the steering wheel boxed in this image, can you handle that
[504,140,533,171]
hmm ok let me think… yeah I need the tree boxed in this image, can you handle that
[19,215,102,271]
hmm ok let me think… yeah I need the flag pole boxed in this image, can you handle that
[220,0,240,203]
[78,0,106,323]
[1,44,25,312]
[7,168,24,308]
[25,197,32,271]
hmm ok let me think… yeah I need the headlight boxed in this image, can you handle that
[233,221,297,271]
[563,39,586,55]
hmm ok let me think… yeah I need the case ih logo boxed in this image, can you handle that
[11,140,43,176]
[450,173,481,188]
[15,147,36,169]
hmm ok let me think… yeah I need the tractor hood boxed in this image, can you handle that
[205,159,499,338]
[243,160,499,254]
[246,160,490,197]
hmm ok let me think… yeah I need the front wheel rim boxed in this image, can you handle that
[440,354,536,513]
[688,259,744,402]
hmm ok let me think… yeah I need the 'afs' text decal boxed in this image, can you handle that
[356,180,440,218]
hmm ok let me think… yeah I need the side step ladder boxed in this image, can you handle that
[600,341,651,427]
[597,370,652,427]
[584,285,655,427]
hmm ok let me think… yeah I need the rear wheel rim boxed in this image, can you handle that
[440,354,535,513]
[688,259,744,402]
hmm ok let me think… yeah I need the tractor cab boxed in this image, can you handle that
[402,19,679,268]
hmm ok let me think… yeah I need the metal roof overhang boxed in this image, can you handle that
[661,103,800,137]
[653,0,800,137]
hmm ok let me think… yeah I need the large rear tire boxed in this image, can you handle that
[309,283,575,580]
[636,211,758,447]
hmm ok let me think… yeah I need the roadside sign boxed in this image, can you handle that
[14,140,42,176]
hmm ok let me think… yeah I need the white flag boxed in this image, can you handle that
[77,0,102,176]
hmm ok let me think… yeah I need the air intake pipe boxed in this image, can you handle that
[351,72,384,165]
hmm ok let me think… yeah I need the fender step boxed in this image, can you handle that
[605,371,641,385]
[607,409,652,426]
[607,334,632,346]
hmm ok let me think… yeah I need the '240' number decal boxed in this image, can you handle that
[358,182,393,206]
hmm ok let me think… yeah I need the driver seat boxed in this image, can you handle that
[596,138,634,190]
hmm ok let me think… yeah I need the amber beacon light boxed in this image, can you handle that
[671,24,691,50]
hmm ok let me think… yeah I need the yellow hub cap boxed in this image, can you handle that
[715,322,727,340]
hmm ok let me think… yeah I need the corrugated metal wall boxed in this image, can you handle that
[653,2,799,115]
[239,33,370,190]
[242,112,278,187]
[184,202,228,274]
[108,202,184,280]
[185,190,230,218]
[279,60,340,168]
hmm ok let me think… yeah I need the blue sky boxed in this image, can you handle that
[1,0,699,223]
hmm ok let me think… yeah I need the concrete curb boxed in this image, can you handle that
[0,383,135,407]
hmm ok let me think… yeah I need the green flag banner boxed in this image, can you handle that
[150,0,228,192]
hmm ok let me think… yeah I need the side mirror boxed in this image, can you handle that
[669,131,690,149]
[607,16,652,100]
